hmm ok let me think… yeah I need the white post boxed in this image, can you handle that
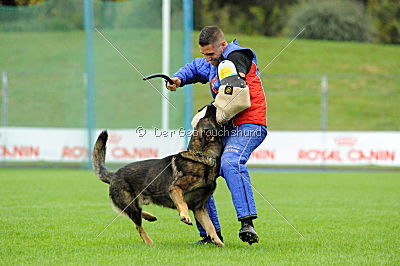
[162,0,171,130]
[321,75,328,131]
[2,71,8,127]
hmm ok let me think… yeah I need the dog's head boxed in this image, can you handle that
[188,105,223,156]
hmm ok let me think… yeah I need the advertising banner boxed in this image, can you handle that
[1,128,399,166]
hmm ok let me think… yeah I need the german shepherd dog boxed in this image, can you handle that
[93,105,224,246]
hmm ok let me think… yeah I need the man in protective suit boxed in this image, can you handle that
[166,26,267,245]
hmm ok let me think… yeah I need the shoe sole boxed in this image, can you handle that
[239,231,259,245]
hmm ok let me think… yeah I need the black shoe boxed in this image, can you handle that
[192,235,212,244]
[191,231,224,245]
[239,220,259,245]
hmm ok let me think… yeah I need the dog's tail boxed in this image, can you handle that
[92,130,114,184]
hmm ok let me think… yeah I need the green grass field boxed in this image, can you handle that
[0,29,399,130]
[1,168,399,264]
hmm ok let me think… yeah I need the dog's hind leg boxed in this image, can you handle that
[169,185,192,225]
[194,208,224,247]
[110,187,153,245]
[135,224,153,245]
[142,211,157,222]
[123,203,154,244]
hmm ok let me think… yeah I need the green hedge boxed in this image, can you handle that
[286,0,373,42]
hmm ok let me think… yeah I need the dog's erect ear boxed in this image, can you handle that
[204,104,217,119]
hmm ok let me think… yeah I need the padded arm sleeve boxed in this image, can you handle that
[226,50,252,75]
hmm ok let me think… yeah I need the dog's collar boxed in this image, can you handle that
[188,149,219,160]
[179,150,219,167]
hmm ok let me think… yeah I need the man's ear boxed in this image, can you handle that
[221,40,228,49]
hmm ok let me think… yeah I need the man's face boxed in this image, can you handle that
[199,41,227,66]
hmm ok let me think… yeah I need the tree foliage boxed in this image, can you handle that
[0,0,398,44]
[368,0,400,44]
[200,0,299,36]
[286,0,373,42]
[0,0,43,5]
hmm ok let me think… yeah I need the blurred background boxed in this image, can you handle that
[0,0,399,167]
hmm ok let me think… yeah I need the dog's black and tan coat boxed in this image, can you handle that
[93,105,224,246]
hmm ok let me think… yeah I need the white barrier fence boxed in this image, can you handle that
[1,127,399,166]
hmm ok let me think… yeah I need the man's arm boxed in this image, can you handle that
[167,58,211,91]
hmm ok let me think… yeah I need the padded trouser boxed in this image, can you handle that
[196,124,267,236]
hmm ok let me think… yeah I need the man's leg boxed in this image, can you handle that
[220,124,267,244]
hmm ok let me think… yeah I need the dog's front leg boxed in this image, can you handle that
[194,208,224,247]
[169,185,192,225]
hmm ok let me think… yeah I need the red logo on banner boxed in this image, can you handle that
[334,136,357,146]
[62,146,88,159]
[298,149,342,161]
[348,150,395,161]
[251,150,275,160]
[111,147,158,159]
[108,134,122,144]
[0,146,40,158]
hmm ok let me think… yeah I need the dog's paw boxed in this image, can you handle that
[142,211,157,222]
[143,238,154,245]
[180,215,193,225]
[212,238,225,247]
[146,216,157,222]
